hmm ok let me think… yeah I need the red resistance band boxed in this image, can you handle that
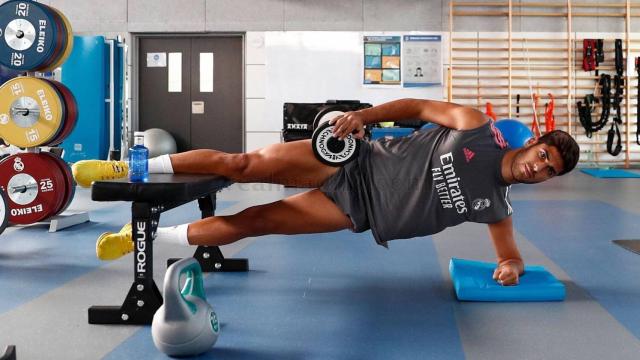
[531,93,541,138]
[583,39,596,72]
[544,93,555,133]
[485,102,497,121]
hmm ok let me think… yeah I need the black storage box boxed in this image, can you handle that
[282,100,372,142]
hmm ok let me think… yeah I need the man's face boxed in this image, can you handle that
[511,143,564,184]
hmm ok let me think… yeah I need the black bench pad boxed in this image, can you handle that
[91,174,231,203]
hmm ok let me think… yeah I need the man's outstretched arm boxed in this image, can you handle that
[331,98,488,139]
[487,216,525,286]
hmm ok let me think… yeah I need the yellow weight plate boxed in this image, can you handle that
[41,6,73,72]
[0,77,64,147]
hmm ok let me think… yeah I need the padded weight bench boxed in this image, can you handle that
[0,346,15,360]
[88,174,248,325]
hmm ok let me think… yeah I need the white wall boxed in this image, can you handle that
[243,31,448,151]
[245,32,280,151]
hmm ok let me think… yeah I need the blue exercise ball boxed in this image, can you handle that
[494,119,533,148]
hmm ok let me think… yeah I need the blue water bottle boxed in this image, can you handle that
[129,131,149,182]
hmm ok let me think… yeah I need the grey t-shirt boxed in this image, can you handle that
[360,121,512,246]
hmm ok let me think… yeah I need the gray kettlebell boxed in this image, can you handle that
[151,258,220,357]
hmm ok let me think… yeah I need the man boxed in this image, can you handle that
[73,98,580,286]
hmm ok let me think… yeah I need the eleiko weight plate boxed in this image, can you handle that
[45,79,76,146]
[0,153,66,224]
[37,3,66,72]
[41,6,73,72]
[41,151,74,216]
[0,76,65,147]
[38,77,66,147]
[0,1,59,71]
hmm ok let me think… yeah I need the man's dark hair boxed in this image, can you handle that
[536,130,580,176]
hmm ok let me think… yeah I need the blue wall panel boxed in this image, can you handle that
[60,36,109,162]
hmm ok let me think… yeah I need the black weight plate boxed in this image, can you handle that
[0,187,8,235]
[0,1,59,71]
[312,108,347,132]
[311,121,360,167]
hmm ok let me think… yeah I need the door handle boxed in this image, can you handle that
[192,101,205,114]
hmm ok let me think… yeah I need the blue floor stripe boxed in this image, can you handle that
[513,200,640,339]
[0,200,236,314]
[105,232,465,360]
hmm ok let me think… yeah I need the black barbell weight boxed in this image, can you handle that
[311,109,361,167]
[0,187,8,235]
[312,109,347,131]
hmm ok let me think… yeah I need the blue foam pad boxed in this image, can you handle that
[449,258,565,302]
[581,168,640,178]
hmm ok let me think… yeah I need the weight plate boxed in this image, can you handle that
[38,77,66,146]
[37,152,67,219]
[0,63,23,84]
[313,110,345,130]
[45,79,76,145]
[312,108,351,132]
[312,121,360,167]
[0,1,59,71]
[41,151,74,216]
[0,187,8,235]
[0,76,64,147]
[41,6,72,71]
[58,156,75,215]
[0,153,66,224]
[37,4,66,72]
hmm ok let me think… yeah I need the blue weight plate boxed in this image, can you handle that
[0,0,59,71]
[38,3,66,72]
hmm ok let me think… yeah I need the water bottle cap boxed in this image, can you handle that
[133,132,145,146]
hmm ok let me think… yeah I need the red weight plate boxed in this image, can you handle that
[45,79,77,146]
[37,4,67,72]
[39,153,67,219]
[57,157,75,215]
[0,153,66,224]
[41,151,74,216]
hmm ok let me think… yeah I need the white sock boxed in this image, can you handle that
[148,154,174,174]
[154,224,190,246]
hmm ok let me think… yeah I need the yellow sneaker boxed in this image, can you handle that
[96,223,133,261]
[72,160,129,188]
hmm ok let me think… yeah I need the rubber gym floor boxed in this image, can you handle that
[1,170,640,359]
